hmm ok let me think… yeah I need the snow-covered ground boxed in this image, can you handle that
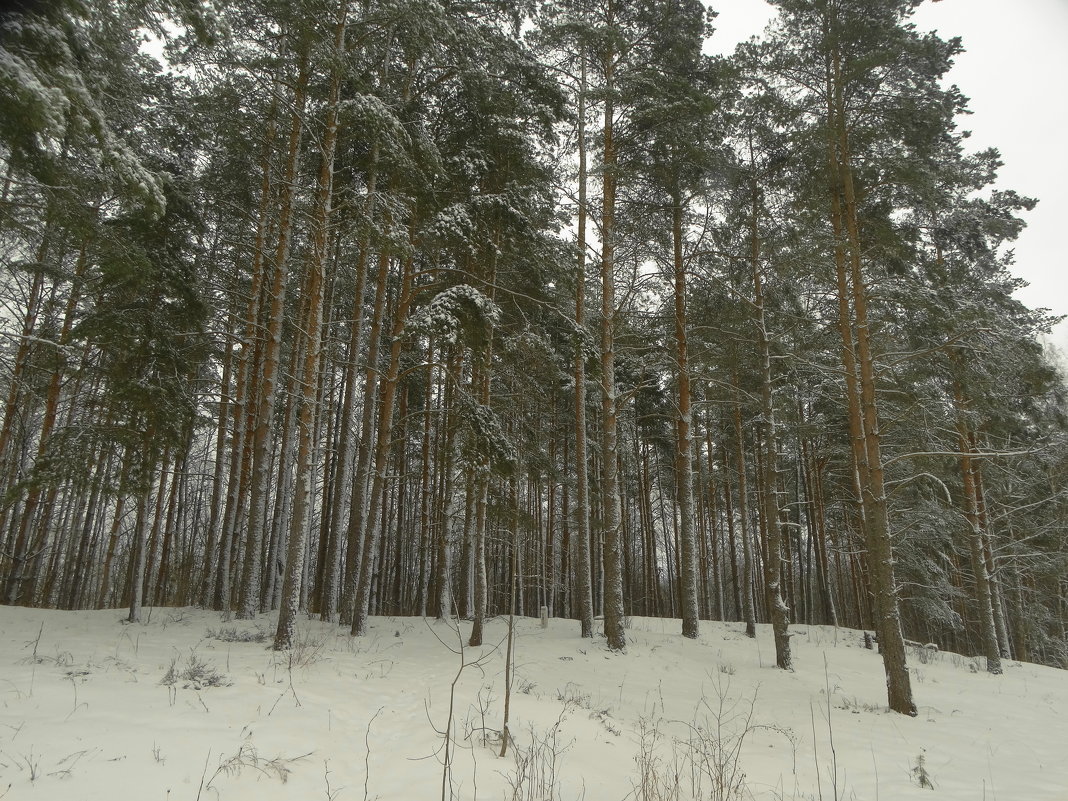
[1,607,1065,800]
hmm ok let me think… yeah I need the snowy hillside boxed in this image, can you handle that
[1,607,1065,800]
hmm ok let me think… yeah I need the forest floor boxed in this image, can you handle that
[0,606,1065,800]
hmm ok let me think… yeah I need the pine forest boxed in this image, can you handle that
[2,0,1067,728]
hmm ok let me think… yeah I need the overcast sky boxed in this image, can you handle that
[708,0,1068,356]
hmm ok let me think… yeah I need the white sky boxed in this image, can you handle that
[709,0,1068,356]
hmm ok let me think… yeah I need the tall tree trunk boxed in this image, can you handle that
[415,339,435,617]
[705,425,725,621]
[732,392,757,638]
[238,41,311,619]
[127,436,156,624]
[970,435,1012,658]
[721,446,742,621]
[468,470,489,646]
[341,241,391,624]
[469,244,500,647]
[599,0,626,651]
[802,437,838,626]
[749,210,790,668]
[321,147,378,621]
[953,388,1001,674]
[829,48,916,715]
[352,247,415,636]
[275,5,346,649]
[200,298,236,607]
[266,312,308,610]
[573,53,596,639]
[212,95,282,612]
[435,349,462,620]
[670,193,699,639]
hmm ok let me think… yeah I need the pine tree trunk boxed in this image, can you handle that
[127,471,153,623]
[200,300,236,607]
[266,318,307,610]
[469,473,489,646]
[670,195,699,638]
[829,50,915,715]
[435,350,462,620]
[212,95,282,612]
[732,393,757,638]
[953,392,1002,674]
[573,53,596,639]
[141,455,171,606]
[468,233,501,645]
[802,438,838,626]
[238,41,311,620]
[750,219,790,668]
[599,3,626,650]
[341,243,391,624]
[415,339,435,617]
[275,5,346,648]
[545,423,557,618]
[321,149,378,621]
[970,443,1012,658]
[721,446,742,621]
[705,426,725,621]
[352,247,415,636]
[154,446,189,605]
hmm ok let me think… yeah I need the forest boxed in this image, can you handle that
[1,0,1065,723]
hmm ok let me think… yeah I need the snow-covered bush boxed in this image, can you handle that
[160,651,230,689]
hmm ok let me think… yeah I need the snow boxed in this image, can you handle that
[1,607,1066,800]
[405,284,501,347]
[0,49,70,137]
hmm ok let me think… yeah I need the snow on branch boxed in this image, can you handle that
[455,389,516,476]
[404,284,501,351]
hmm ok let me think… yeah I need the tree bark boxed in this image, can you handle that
[828,47,916,715]
[352,247,415,636]
[953,389,1002,674]
[275,4,346,649]
[671,194,699,639]
[749,213,790,668]
[321,147,378,621]
[732,391,757,638]
[573,53,596,639]
[599,0,626,650]
[237,40,310,620]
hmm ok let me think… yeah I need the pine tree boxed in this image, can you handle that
[620,0,720,640]
[753,0,970,715]
[69,177,209,622]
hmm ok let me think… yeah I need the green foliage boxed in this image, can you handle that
[0,0,166,212]
[456,389,517,477]
[405,283,501,353]
[71,174,209,489]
